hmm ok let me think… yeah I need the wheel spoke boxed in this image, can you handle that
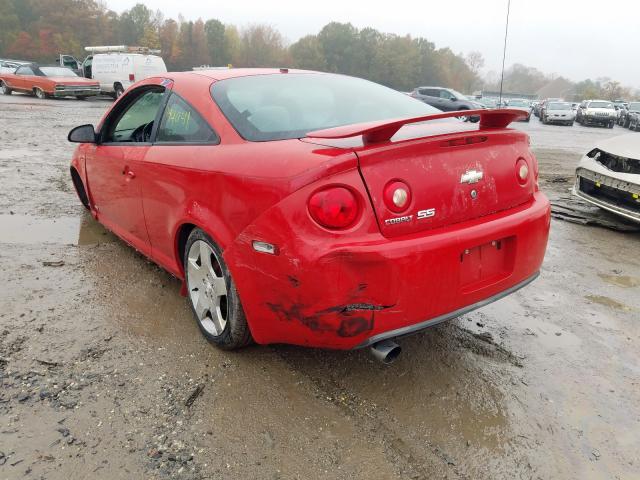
[194,292,209,320]
[211,312,224,336]
[199,242,213,273]
[212,276,227,296]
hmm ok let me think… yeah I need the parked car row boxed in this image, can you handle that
[616,102,640,131]
[0,63,100,99]
[0,46,167,101]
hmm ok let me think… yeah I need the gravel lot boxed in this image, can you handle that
[0,94,638,480]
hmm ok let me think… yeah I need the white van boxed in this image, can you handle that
[58,46,167,98]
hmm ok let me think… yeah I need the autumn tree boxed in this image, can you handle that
[290,35,326,71]
[204,19,225,66]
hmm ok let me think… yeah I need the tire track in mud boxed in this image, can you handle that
[271,316,528,480]
[272,343,481,480]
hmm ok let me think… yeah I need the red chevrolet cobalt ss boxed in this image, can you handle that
[68,69,550,356]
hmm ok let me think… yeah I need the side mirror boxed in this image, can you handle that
[68,124,96,143]
[449,97,457,102]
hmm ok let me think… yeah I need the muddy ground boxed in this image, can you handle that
[0,94,638,480]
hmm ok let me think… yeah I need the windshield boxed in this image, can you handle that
[547,102,572,110]
[628,102,640,111]
[40,67,77,77]
[588,101,613,109]
[508,100,529,107]
[211,73,441,142]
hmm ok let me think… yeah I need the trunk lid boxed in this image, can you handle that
[355,127,536,238]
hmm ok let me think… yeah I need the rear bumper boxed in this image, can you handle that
[581,115,614,125]
[573,168,640,222]
[227,192,550,349]
[356,272,538,347]
[545,116,573,123]
[54,86,100,97]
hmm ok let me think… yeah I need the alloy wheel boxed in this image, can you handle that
[186,240,228,336]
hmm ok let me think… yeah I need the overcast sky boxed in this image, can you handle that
[108,0,639,88]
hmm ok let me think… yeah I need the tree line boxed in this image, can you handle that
[0,0,481,92]
[0,0,637,100]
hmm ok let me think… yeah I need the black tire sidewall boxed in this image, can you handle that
[183,228,251,349]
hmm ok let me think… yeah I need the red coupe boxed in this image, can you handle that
[68,69,550,358]
[0,64,100,99]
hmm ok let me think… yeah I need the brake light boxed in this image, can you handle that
[516,158,529,185]
[129,73,135,82]
[383,180,412,212]
[308,187,359,229]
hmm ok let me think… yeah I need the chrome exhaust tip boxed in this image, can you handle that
[370,339,402,364]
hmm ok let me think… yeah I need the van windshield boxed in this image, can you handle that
[211,73,440,142]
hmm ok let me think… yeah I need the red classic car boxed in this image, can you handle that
[0,64,100,99]
[68,69,550,361]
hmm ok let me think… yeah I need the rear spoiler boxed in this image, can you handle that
[306,108,528,145]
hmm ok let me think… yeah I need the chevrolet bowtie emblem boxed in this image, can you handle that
[460,170,484,184]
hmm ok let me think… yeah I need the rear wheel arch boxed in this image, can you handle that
[176,223,198,273]
[175,221,230,274]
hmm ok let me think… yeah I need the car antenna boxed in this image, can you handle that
[498,0,511,107]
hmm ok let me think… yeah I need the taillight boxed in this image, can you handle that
[308,187,359,229]
[129,73,135,82]
[383,180,412,212]
[516,158,529,185]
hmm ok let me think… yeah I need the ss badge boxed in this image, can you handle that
[417,208,436,220]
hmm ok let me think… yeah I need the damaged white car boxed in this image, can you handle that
[574,134,640,223]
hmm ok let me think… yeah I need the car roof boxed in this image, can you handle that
[180,68,318,81]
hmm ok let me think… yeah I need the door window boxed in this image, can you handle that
[439,90,454,100]
[103,87,165,143]
[419,88,439,97]
[156,94,218,143]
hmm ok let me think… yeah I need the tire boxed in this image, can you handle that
[34,87,46,99]
[608,121,614,129]
[76,96,87,101]
[0,81,11,95]
[184,228,252,350]
[455,109,470,122]
[114,84,124,98]
[569,122,574,126]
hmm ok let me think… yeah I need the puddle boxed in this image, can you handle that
[598,273,640,288]
[0,212,114,245]
[585,294,632,311]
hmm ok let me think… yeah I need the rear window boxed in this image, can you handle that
[547,102,572,110]
[211,73,440,142]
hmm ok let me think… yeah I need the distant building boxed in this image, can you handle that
[474,90,537,100]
